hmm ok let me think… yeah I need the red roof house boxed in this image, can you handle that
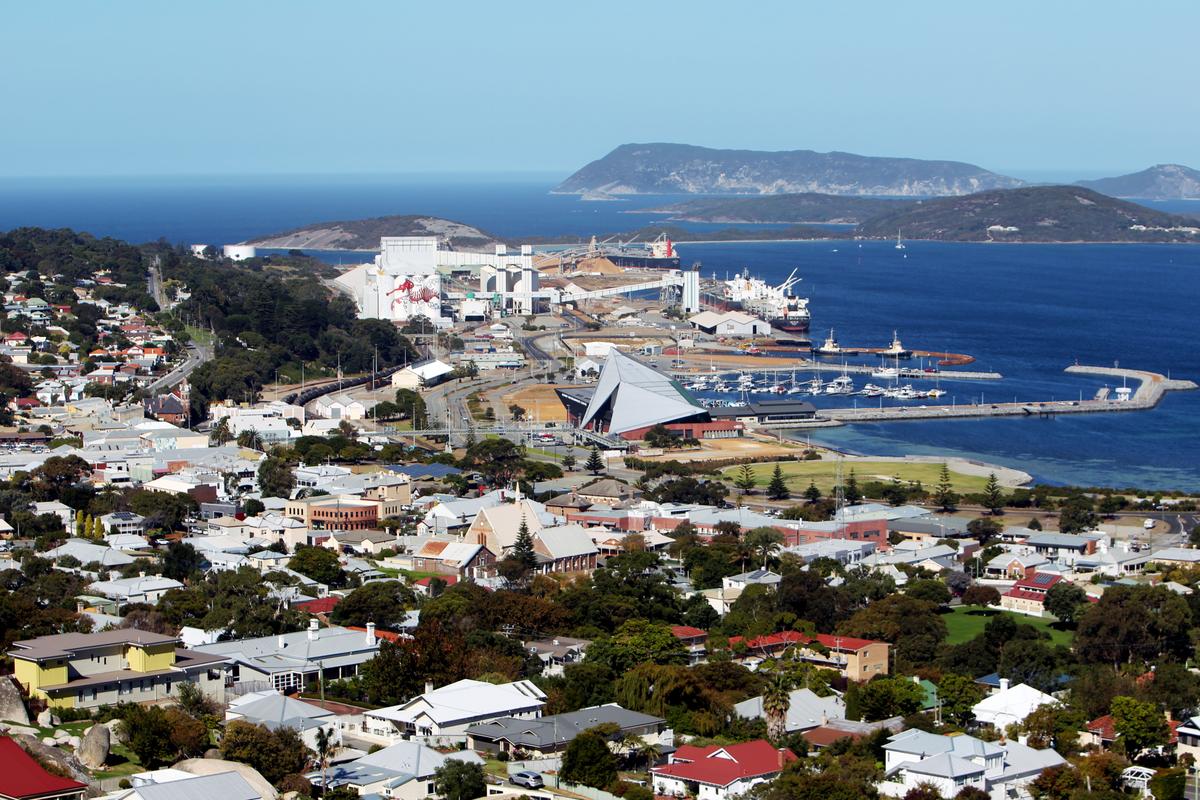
[1000,572,1064,616]
[651,740,796,800]
[293,596,341,615]
[0,736,88,800]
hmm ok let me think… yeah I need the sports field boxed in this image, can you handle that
[941,606,1073,648]
[721,459,994,494]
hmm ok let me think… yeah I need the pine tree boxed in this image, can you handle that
[93,517,104,539]
[734,463,756,494]
[804,480,822,504]
[766,464,789,501]
[984,472,1004,515]
[561,453,576,471]
[512,516,537,570]
[74,510,85,536]
[585,446,604,475]
[82,514,93,539]
[844,469,862,505]
[935,462,958,512]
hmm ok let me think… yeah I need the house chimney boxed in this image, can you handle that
[308,618,319,641]
[277,634,285,649]
[366,622,376,644]
[425,681,434,695]
[999,678,1010,692]
[777,748,785,769]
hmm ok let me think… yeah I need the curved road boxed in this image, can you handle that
[146,260,214,392]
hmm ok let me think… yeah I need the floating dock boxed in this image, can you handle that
[815,365,1196,424]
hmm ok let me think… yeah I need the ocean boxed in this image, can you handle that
[0,175,1196,491]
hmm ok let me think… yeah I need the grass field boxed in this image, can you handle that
[720,459,992,494]
[942,606,1074,648]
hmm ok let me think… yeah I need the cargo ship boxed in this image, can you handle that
[701,267,811,333]
[590,233,681,269]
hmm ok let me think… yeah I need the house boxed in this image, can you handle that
[1082,712,1180,751]
[44,538,136,568]
[100,511,147,536]
[112,770,264,800]
[311,740,483,799]
[1025,532,1102,565]
[193,621,380,693]
[728,631,890,682]
[534,524,600,574]
[408,539,494,579]
[362,679,546,743]
[972,679,1060,728]
[8,629,227,710]
[879,728,1065,800]
[575,478,637,506]
[87,575,184,605]
[284,495,380,530]
[523,636,591,676]
[651,740,797,800]
[1173,715,1200,760]
[225,690,340,750]
[467,704,668,757]
[734,688,846,733]
[1149,547,1200,568]
[984,551,1048,579]
[703,570,782,616]
[1000,572,1064,616]
[312,392,373,420]
[0,735,87,800]
[671,626,709,665]
[466,500,553,557]
[322,529,399,556]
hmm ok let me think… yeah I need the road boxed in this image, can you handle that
[145,257,214,393]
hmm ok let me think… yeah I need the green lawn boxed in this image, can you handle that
[942,606,1074,648]
[720,459,992,494]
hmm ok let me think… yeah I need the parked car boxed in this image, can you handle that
[511,771,544,789]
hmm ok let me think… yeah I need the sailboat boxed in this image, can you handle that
[895,229,906,250]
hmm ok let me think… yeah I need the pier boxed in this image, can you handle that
[814,365,1196,424]
[669,351,1003,381]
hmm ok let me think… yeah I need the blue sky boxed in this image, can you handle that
[3,0,1197,178]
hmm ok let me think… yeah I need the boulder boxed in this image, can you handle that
[77,724,110,769]
[36,709,59,727]
[41,736,55,747]
[67,735,81,749]
[12,733,94,788]
[2,724,38,737]
[103,717,128,744]
[174,758,278,800]
[0,677,30,725]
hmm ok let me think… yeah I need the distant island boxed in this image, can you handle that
[554,143,1025,197]
[1077,164,1200,200]
[247,215,501,250]
[856,186,1200,243]
[637,193,908,224]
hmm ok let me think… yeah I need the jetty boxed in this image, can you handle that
[817,365,1196,424]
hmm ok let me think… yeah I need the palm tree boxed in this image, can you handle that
[762,673,791,745]
[744,527,785,569]
[635,736,662,768]
[314,726,334,791]
[210,416,232,445]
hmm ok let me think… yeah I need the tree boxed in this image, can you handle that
[211,416,233,445]
[435,760,486,800]
[857,676,926,721]
[314,727,334,793]
[331,580,414,628]
[766,464,790,501]
[840,594,948,670]
[804,480,822,504]
[512,516,537,571]
[1110,695,1170,757]
[91,517,103,539]
[1076,585,1192,666]
[219,720,307,784]
[162,541,203,581]
[938,674,982,726]
[735,463,757,494]
[983,472,1003,514]
[288,546,346,586]
[744,526,784,568]
[935,463,957,512]
[562,453,576,471]
[1042,581,1088,624]
[585,446,605,475]
[257,455,295,499]
[763,672,791,743]
[120,705,175,768]
[461,437,527,487]
[843,469,861,505]
[1058,494,1098,534]
[164,706,208,757]
[561,727,619,789]
[585,619,688,673]
[902,785,943,800]
[998,639,1061,692]
[906,579,951,606]
[962,585,1001,608]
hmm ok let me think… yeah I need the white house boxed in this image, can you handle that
[225,690,341,750]
[879,728,1065,800]
[734,688,846,733]
[361,679,545,743]
[313,393,374,421]
[972,679,1060,728]
[311,740,484,799]
[87,575,184,605]
[392,360,454,391]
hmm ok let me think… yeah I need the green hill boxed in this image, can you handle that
[641,193,908,223]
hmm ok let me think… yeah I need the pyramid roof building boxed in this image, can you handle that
[579,350,708,436]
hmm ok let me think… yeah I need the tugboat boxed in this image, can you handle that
[813,329,857,357]
[881,331,912,359]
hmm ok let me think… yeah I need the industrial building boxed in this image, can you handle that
[709,399,818,424]
[688,310,771,337]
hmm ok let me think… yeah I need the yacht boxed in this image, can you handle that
[871,365,899,380]
[825,375,855,395]
[802,376,824,394]
[881,331,912,359]
[861,383,886,397]
[895,229,906,250]
[925,388,947,398]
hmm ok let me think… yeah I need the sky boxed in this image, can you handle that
[3,0,1198,179]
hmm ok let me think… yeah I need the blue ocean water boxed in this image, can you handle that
[0,176,1195,490]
